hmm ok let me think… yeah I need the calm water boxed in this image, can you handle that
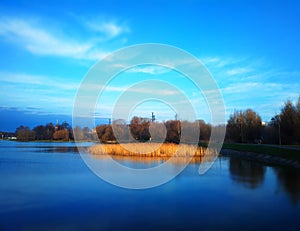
[0,141,299,231]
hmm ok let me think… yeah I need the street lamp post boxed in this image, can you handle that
[278,118,281,145]
[272,115,281,145]
[236,117,243,143]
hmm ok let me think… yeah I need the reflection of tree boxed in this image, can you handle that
[275,168,300,206]
[229,157,266,189]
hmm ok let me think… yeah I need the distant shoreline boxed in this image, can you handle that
[2,139,300,168]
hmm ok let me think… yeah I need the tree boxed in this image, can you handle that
[296,96,300,112]
[243,109,262,143]
[226,111,243,142]
[96,125,116,143]
[44,123,55,140]
[73,126,84,140]
[33,125,46,140]
[129,116,151,141]
[165,120,180,143]
[280,100,298,144]
[226,109,262,143]
[198,120,211,142]
[296,97,300,143]
[149,122,167,142]
[82,127,91,140]
[16,126,35,141]
[53,129,69,141]
[112,119,130,142]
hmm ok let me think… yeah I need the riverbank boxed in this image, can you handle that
[219,143,300,169]
[221,143,300,159]
[221,149,300,169]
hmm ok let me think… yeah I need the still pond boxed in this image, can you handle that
[0,141,299,230]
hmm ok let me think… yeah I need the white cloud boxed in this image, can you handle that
[0,17,128,60]
[89,84,179,96]
[201,56,247,68]
[127,66,170,75]
[87,21,129,39]
[0,71,79,90]
[226,67,252,76]
[0,18,91,58]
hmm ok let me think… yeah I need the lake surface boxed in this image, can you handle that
[0,141,299,230]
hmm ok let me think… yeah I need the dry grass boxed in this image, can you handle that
[92,154,218,165]
[89,142,214,158]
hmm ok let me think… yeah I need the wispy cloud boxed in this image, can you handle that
[86,21,129,39]
[201,56,247,68]
[0,16,129,60]
[0,71,78,115]
[0,17,91,58]
[84,83,179,96]
[193,55,300,121]
[127,66,170,75]
[226,67,253,76]
[0,71,79,90]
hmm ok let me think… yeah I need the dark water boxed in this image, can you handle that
[0,141,299,231]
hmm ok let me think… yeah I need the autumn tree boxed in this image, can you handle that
[112,119,130,142]
[279,100,299,144]
[198,120,212,142]
[165,120,181,143]
[149,121,167,142]
[44,123,55,140]
[53,129,69,141]
[33,125,46,140]
[16,126,35,141]
[243,109,262,143]
[226,111,243,142]
[129,116,151,141]
[96,125,116,143]
[226,109,262,143]
[73,126,85,140]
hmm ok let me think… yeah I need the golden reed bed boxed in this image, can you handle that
[89,143,212,158]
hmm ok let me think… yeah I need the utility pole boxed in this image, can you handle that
[271,115,281,145]
[236,116,243,143]
[151,112,155,122]
[276,116,281,145]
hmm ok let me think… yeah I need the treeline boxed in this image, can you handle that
[15,122,72,141]
[92,96,300,145]
[13,117,212,143]
[226,97,300,144]
[15,122,95,142]
[10,96,300,145]
[95,117,211,144]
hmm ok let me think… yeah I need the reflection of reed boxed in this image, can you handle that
[93,153,211,165]
[89,143,217,164]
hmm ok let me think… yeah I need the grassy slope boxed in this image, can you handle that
[221,143,300,161]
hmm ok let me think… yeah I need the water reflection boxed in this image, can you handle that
[229,157,266,189]
[38,146,80,153]
[275,168,300,205]
[93,154,206,168]
[1,141,300,230]
[18,145,89,154]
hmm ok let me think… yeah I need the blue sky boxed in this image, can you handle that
[0,0,300,131]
